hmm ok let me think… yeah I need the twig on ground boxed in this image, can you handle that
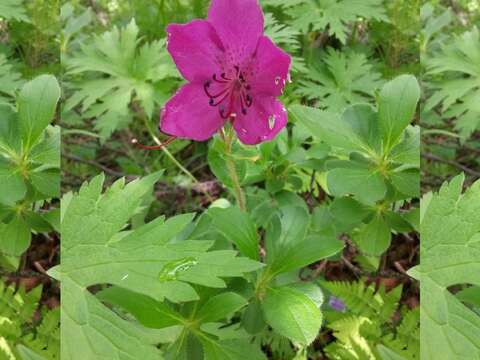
[423,152,480,178]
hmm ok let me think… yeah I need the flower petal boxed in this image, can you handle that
[208,0,264,64]
[250,36,291,97]
[166,20,225,82]
[160,83,225,141]
[233,96,287,145]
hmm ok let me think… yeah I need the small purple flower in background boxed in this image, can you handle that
[160,0,291,145]
[328,296,346,312]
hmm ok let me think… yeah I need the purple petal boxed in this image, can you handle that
[328,296,346,312]
[208,0,264,65]
[160,83,225,141]
[250,36,291,97]
[166,20,225,82]
[233,96,287,145]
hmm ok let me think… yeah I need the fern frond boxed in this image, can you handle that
[322,281,402,324]
[0,281,59,359]
[325,316,375,359]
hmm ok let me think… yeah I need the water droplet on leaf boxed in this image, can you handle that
[268,115,276,130]
[158,257,198,282]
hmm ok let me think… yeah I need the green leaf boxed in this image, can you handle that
[377,345,408,360]
[201,339,266,360]
[196,292,247,323]
[29,169,60,198]
[0,161,26,205]
[412,174,480,359]
[389,169,420,198]
[290,105,367,153]
[327,167,386,205]
[0,216,31,256]
[208,206,259,260]
[378,75,420,152]
[262,286,322,345]
[18,75,61,151]
[97,286,184,329]
[266,206,343,275]
[16,345,47,360]
[353,215,391,256]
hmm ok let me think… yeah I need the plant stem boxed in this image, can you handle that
[222,130,247,212]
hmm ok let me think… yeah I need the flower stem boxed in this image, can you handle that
[221,129,247,212]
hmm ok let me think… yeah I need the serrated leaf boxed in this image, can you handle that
[413,174,480,359]
[425,28,480,139]
[65,20,177,139]
[297,49,383,113]
[58,173,261,359]
[284,0,388,44]
[0,54,24,107]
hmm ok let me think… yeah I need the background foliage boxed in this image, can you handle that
[59,0,425,359]
[0,1,60,359]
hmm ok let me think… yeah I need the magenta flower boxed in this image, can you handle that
[159,0,291,145]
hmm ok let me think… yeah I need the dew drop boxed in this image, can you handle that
[121,274,129,281]
[268,115,276,130]
[241,128,248,134]
[274,76,281,85]
[282,107,287,113]
[158,257,198,282]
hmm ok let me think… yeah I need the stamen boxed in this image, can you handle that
[131,136,177,150]
[209,91,231,107]
[212,74,229,83]
[205,66,253,119]
[245,94,253,107]
[205,85,231,99]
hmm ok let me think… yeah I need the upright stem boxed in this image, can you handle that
[221,130,247,212]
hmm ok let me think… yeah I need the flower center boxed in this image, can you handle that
[203,65,253,119]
